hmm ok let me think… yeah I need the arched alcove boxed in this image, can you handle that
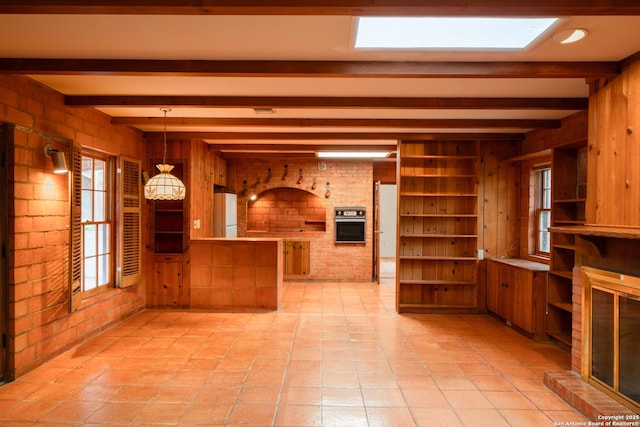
[247,187,327,233]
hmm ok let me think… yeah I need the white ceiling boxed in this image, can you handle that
[1,7,640,155]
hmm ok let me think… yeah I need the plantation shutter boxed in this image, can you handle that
[69,141,82,312]
[117,156,142,287]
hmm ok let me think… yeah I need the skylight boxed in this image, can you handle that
[355,17,559,50]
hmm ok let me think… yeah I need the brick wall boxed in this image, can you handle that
[247,188,327,233]
[1,75,147,379]
[232,158,374,281]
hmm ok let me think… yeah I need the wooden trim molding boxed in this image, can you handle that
[113,117,562,129]
[1,1,640,16]
[67,96,589,110]
[0,58,620,79]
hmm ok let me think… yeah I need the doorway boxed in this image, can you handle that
[379,184,397,279]
[0,124,9,383]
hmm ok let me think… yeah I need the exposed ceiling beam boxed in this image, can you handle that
[115,117,561,129]
[69,96,589,110]
[204,143,398,152]
[0,59,620,79]
[1,1,639,16]
[156,132,524,141]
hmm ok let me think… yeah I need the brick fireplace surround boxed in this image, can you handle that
[544,253,639,418]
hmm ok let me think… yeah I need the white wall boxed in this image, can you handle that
[379,184,397,258]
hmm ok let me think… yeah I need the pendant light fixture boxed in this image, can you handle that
[144,108,186,200]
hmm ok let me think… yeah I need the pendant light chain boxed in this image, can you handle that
[143,108,186,200]
[161,108,171,165]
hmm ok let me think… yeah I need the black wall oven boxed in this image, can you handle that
[334,207,366,243]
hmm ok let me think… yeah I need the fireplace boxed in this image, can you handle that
[582,267,640,413]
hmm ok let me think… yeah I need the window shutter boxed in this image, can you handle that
[117,156,142,287]
[69,142,82,311]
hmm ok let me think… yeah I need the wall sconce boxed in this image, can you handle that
[325,181,331,198]
[282,164,289,181]
[297,168,304,185]
[311,178,317,190]
[264,168,272,184]
[241,180,248,197]
[43,143,68,174]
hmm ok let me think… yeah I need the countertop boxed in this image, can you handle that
[486,257,549,271]
[191,237,283,242]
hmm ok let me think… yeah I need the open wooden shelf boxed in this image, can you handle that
[400,234,477,238]
[549,270,573,279]
[398,280,476,286]
[397,140,479,314]
[547,142,587,346]
[402,155,477,160]
[546,329,572,347]
[548,301,573,313]
[400,213,477,218]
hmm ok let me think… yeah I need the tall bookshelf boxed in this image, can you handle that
[396,140,479,313]
[547,142,587,347]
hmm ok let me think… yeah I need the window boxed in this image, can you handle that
[69,146,141,311]
[535,165,552,254]
[354,17,559,50]
[81,153,112,294]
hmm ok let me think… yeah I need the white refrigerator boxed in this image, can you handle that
[213,193,238,237]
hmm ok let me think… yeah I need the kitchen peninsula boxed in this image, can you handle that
[189,238,284,310]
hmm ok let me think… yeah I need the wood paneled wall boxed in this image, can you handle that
[479,140,521,259]
[521,112,588,156]
[588,60,640,227]
[189,140,214,238]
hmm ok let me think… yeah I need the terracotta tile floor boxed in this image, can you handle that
[0,277,591,426]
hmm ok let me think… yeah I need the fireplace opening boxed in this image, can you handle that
[583,267,640,413]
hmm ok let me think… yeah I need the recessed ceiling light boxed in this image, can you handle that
[552,28,588,44]
[316,151,391,159]
[355,17,559,50]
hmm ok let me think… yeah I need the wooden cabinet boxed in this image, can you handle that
[396,140,479,313]
[214,155,227,187]
[547,142,587,347]
[150,254,189,307]
[486,258,548,340]
[284,240,310,277]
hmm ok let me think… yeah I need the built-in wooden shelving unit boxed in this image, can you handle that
[547,142,587,347]
[396,140,479,313]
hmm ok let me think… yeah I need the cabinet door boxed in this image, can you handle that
[284,241,310,276]
[152,257,183,305]
[512,270,534,333]
[497,267,515,322]
[214,156,227,186]
[486,261,500,314]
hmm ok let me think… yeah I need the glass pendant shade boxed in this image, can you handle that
[144,163,186,200]
[144,108,187,201]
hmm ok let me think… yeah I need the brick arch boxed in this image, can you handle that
[247,187,327,232]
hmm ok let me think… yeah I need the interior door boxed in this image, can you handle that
[0,124,9,383]
[373,181,381,283]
